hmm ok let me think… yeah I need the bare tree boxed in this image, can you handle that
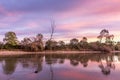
[50,18,56,40]
[49,18,56,80]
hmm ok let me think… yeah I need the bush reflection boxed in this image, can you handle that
[0,53,119,76]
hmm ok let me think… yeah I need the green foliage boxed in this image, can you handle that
[20,33,44,51]
[115,42,120,50]
[79,37,89,50]
[45,40,58,50]
[69,38,79,50]
[3,31,18,46]
[57,41,66,50]
[0,42,4,49]
[0,29,118,52]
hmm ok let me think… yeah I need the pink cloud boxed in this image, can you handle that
[0,5,25,17]
[55,0,120,20]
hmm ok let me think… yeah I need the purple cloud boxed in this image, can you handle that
[0,0,120,42]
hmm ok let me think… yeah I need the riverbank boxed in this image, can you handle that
[0,51,103,56]
[0,50,120,56]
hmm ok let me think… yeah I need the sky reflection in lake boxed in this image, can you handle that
[0,53,120,80]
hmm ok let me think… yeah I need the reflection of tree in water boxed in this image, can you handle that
[34,54,43,73]
[21,58,29,68]
[99,54,115,75]
[79,54,89,67]
[45,54,58,64]
[68,54,79,66]
[2,58,17,75]
[58,59,65,64]
[70,59,79,66]
[17,54,44,74]
[45,54,56,80]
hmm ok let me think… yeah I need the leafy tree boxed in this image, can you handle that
[105,34,114,44]
[69,38,79,50]
[115,42,120,50]
[58,41,66,50]
[70,38,79,45]
[35,33,44,51]
[0,42,4,49]
[3,31,18,46]
[79,37,88,50]
[97,29,114,44]
[45,40,58,50]
[20,37,32,51]
[21,37,32,45]
[36,33,43,41]
[21,34,44,51]
[97,29,109,43]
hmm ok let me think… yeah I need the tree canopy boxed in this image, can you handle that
[3,31,18,46]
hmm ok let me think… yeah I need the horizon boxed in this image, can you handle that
[0,0,120,42]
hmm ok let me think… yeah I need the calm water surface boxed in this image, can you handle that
[0,53,120,80]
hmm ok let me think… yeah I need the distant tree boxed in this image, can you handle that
[115,42,120,50]
[45,18,57,51]
[36,33,43,41]
[70,38,79,45]
[89,41,101,51]
[58,41,66,50]
[21,37,32,45]
[97,29,109,43]
[69,38,79,50]
[81,37,87,42]
[0,42,4,49]
[80,37,88,50]
[105,34,114,44]
[45,40,58,50]
[50,19,56,40]
[21,34,44,51]
[35,33,44,51]
[20,37,32,51]
[3,31,18,46]
[97,29,115,52]
[58,41,65,46]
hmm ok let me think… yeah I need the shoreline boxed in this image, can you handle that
[0,50,120,56]
[0,51,120,56]
[0,51,101,56]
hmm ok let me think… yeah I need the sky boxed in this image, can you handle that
[0,0,120,42]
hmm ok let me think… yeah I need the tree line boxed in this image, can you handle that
[0,29,120,52]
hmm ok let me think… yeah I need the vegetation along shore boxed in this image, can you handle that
[0,29,120,54]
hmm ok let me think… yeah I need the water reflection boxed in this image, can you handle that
[99,55,115,75]
[34,55,43,73]
[2,58,17,75]
[0,53,120,80]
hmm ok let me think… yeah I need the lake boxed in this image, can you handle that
[0,53,120,80]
